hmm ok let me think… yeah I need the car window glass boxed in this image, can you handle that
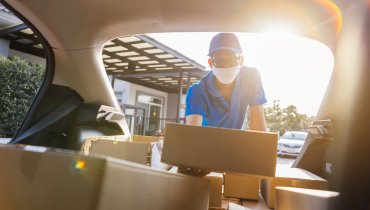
[282,132,308,140]
[0,4,46,142]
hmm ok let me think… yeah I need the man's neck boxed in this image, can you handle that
[214,76,235,102]
[214,77,235,90]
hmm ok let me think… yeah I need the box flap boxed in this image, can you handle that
[84,139,152,165]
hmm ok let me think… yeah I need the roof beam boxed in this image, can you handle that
[112,69,207,78]
[0,23,27,37]
[110,39,186,72]
[9,41,45,57]
[137,35,206,71]
[119,77,176,93]
[13,31,40,43]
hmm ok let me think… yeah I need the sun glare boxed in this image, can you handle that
[239,33,334,116]
[261,24,297,38]
[148,32,334,116]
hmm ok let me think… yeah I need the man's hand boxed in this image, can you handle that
[185,114,203,126]
[177,167,210,177]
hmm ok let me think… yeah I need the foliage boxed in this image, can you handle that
[0,56,45,138]
[264,100,314,135]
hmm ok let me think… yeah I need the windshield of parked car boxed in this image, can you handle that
[281,132,308,141]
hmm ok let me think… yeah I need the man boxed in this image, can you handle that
[185,33,267,131]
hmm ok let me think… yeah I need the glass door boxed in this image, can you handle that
[148,104,161,133]
[122,104,146,135]
[136,93,163,136]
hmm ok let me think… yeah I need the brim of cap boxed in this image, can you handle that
[208,47,242,56]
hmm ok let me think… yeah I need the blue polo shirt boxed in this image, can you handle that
[185,66,266,129]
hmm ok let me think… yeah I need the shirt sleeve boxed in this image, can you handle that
[185,84,206,116]
[248,68,267,106]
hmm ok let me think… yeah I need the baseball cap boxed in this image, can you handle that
[208,33,242,56]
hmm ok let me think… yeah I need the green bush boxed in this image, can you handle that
[0,56,45,138]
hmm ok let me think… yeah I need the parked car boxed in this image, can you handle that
[278,131,308,157]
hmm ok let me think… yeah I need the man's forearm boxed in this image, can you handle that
[249,105,267,131]
[250,117,267,131]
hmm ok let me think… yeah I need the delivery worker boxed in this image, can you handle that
[185,33,267,131]
[177,33,267,176]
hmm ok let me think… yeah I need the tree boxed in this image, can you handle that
[264,100,285,133]
[0,56,45,138]
[264,100,314,135]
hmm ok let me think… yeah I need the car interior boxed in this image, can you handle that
[0,0,369,209]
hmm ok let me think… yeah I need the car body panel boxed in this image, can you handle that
[278,132,307,156]
[2,0,370,208]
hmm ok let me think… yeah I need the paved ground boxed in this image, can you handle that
[277,156,296,167]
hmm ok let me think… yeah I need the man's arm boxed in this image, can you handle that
[185,114,203,126]
[249,105,267,131]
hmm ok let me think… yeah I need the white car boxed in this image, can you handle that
[277,131,308,157]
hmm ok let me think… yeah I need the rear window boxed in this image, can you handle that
[102,32,334,135]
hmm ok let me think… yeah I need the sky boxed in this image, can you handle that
[148,32,334,116]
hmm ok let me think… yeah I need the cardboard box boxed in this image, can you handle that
[275,187,339,210]
[228,203,251,210]
[241,193,271,210]
[82,134,169,170]
[206,173,223,208]
[224,174,260,200]
[169,168,223,208]
[217,198,242,210]
[0,144,105,210]
[0,144,210,210]
[260,165,329,208]
[131,134,163,143]
[162,123,278,177]
[82,134,162,143]
[99,157,210,210]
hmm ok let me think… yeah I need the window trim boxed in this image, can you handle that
[0,0,55,141]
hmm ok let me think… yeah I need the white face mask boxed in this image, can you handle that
[212,65,241,84]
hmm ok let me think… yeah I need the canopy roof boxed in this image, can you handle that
[103,34,207,93]
[0,9,207,93]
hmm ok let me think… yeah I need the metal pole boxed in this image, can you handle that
[111,75,116,89]
[187,72,192,88]
[184,72,192,124]
[176,72,184,123]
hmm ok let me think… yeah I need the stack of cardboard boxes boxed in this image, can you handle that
[160,123,337,209]
[161,123,278,209]
[81,123,337,209]
[0,122,338,209]
[0,144,210,210]
[81,123,279,209]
